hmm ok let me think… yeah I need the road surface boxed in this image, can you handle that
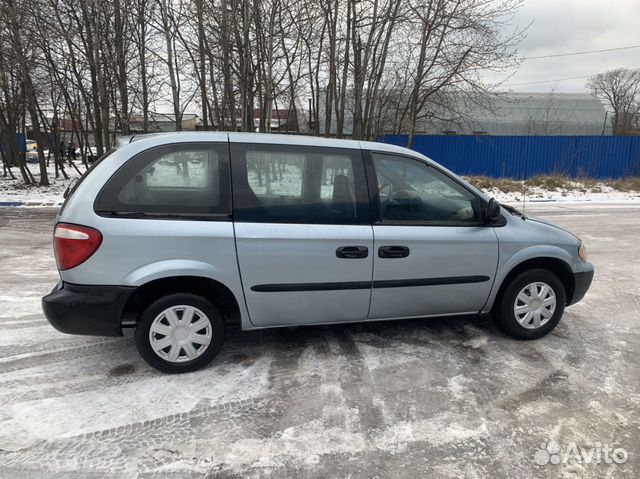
[0,204,638,478]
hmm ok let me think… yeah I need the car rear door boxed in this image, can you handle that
[365,151,499,319]
[231,140,373,327]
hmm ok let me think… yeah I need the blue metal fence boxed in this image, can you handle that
[380,135,640,179]
[0,133,26,154]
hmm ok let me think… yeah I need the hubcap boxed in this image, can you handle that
[149,305,212,363]
[513,282,556,329]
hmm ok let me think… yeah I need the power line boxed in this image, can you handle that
[524,45,640,60]
[504,68,640,87]
[505,74,594,86]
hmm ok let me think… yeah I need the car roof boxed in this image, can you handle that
[116,132,420,158]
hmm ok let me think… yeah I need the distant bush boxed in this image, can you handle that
[466,176,523,193]
[609,177,640,192]
[526,175,572,190]
[466,175,640,193]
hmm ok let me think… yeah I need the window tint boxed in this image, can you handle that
[232,144,368,224]
[247,151,305,198]
[144,150,210,189]
[320,156,354,200]
[372,153,480,224]
[95,143,230,217]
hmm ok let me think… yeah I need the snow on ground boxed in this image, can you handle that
[483,182,640,204]
[0,205,639,478]
[0,163,84,207]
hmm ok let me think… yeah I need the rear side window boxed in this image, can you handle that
[247,151,305,198]
[95,143,230,218]
[231,143,369,224]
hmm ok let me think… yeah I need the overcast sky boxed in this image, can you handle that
[493,0,640,93]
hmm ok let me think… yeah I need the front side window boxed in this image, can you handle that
[232,144,368,224]
[95,143,230,217]
[372,153,480,224]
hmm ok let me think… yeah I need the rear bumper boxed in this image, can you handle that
[42,282,135,336]
[569,269,594,306]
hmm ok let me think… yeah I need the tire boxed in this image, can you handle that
[493,268,566,340]
[135,293,225,373]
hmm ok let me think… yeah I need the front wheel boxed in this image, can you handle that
[135,293,225,373]
[493,269,566,339]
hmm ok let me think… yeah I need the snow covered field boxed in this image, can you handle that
[0,205,638,478]
[0,163,83,207]
[483,183,640,204]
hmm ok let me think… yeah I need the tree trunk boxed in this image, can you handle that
[195,0,209,130]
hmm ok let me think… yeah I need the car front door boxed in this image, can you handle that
[366,151,499,320]
[231,141,373,327]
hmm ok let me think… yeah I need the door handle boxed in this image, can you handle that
[336,246,369,259]
[378,245,410,258]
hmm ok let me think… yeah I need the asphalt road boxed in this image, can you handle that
[0,204,638,478]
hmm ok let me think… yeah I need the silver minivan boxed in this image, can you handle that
[42,133,594,373]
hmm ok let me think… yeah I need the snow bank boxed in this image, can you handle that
[483,183,640,204]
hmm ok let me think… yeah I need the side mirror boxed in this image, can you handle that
[485,198,501,223]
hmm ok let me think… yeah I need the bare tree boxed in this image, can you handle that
[588,68,640,135]
[403,0,524,147]
[1,0,527,189]
[0,59,25,181]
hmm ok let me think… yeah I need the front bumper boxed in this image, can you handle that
[568,269,594,305]
[42,282,135,336]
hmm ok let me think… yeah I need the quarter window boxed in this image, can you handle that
[145,150,210,189]
[95,143,230,217]
[232,144,368,224]
[372,153,480,224]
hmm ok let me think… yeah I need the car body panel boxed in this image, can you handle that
[480,207,594,313]
[59,216,253,327]
[234,223,374,326]
[369,225,499,319]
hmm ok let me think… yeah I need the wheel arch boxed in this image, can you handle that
[489,257,575,313]
[122,275,242,328]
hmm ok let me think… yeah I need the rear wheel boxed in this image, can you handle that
[135,293,225,373]
[493,269,566,339]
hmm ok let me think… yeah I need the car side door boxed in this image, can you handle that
[231,141,374,327]
[366,151,499,319]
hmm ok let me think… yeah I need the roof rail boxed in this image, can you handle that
[115,132,180,148]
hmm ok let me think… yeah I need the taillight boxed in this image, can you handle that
[54,223,103,271]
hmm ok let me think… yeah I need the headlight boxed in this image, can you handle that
[578,242,588,262]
